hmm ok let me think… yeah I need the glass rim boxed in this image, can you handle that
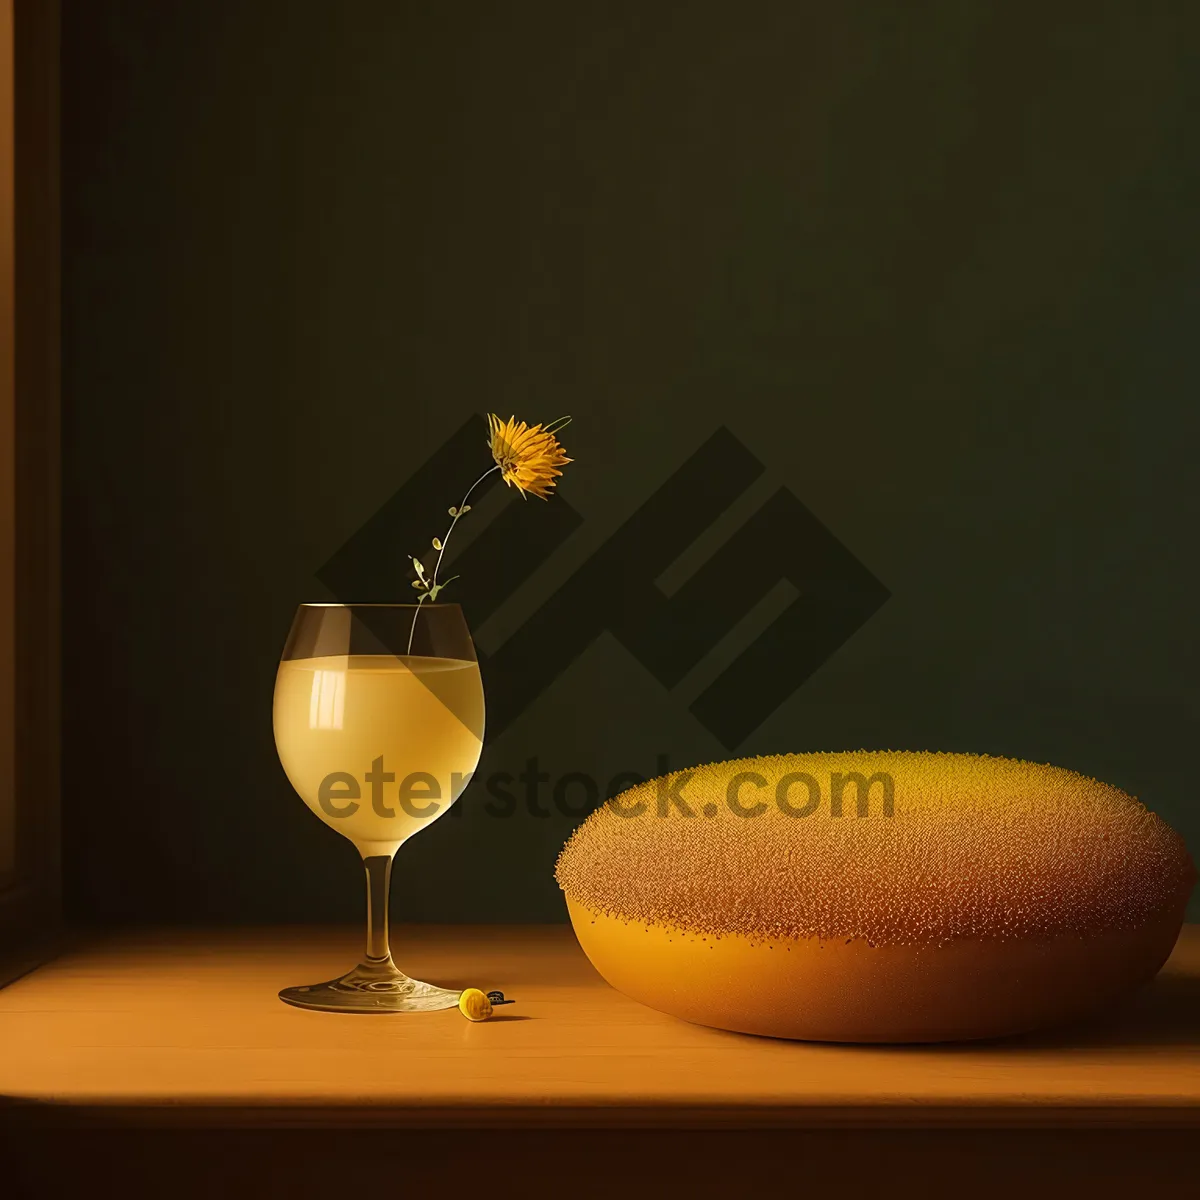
[299,602,462,610]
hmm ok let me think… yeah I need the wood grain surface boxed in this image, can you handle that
[1,924,1197,1130]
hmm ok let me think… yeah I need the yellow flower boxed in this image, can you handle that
[487,414,572,499]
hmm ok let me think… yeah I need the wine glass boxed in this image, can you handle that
[272,603,484,1012]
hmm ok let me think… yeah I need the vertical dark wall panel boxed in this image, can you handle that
[3,0,61,973]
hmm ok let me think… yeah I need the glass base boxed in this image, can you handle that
[278,958,462,1014]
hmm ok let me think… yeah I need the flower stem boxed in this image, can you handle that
[405,465,500,656]
[431,465,499,584]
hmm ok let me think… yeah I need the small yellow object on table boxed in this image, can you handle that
[458,988,494,1021]
[457,988,515,1021]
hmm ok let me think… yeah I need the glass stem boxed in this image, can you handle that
[362,852,396,968]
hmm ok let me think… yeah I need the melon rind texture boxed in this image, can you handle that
[555,752,1195,1042]
[556,751,1193,947]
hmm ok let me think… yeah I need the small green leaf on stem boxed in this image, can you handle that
[426,575,459,603]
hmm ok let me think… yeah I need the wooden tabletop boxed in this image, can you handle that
[1,924,1198,1129]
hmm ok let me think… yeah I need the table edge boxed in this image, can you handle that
[4,1098,1200,1131]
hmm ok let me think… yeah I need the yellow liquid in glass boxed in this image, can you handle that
[273,654,484,850]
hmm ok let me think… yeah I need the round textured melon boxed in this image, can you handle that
[555,752,1195,1042]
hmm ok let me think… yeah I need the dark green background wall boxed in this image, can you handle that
[62,2,1200,924]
